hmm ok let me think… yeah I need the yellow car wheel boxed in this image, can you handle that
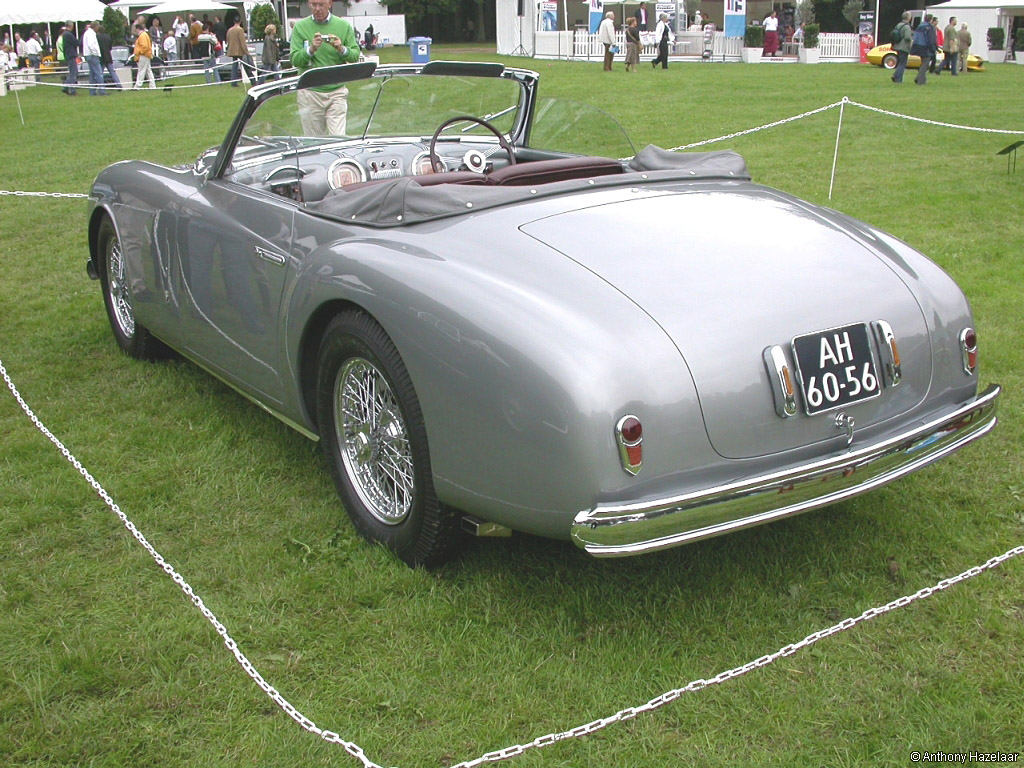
[882,52,898,69]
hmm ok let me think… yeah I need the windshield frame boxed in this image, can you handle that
[209,62,541,180]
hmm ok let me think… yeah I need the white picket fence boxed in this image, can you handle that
[553,30,860,62]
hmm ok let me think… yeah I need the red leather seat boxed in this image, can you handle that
[485,156,623,186]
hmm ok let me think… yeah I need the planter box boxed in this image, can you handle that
[986,48,1005,63]
[1016,51,1024,64]
[798,47,820,63]
[741,47,762,63]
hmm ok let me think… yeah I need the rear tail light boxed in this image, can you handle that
[616,415,643,475]
[960,328,978,374]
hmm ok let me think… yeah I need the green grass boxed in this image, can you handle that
[2,46,1023,767]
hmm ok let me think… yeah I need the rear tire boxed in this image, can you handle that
[316,310,460,567]
[97,217,168,360]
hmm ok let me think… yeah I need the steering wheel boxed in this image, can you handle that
[428,115,516,175]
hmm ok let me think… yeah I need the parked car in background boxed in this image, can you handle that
[866,43,986,71]
[85,61,1000,566]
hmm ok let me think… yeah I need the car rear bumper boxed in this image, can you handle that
[571,384,1000,557]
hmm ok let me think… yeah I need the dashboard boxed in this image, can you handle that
[226,138,514,203]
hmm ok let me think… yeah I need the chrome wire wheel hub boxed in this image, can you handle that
[106,236,135,338]
[334,357,415,525]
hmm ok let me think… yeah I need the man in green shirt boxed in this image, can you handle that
[290,0,360,136]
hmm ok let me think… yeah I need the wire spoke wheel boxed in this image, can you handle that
[334,357,415,525]
[316,311,460,566]
[105,233,135,339]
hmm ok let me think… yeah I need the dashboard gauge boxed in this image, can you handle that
[328,158,367,189]
[411,152,435,176]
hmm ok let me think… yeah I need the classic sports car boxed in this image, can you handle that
[86,62,1000,566]
[866,43,985,71]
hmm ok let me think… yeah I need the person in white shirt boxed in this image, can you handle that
[763,10,780,56]
[163,33,178,61]
[652,13,674,69]
[173,15,189,60]
[82,21,103,96]
[24,33,42,68]
[598,11,616,72]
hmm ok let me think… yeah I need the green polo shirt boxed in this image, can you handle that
[289,14,359,91]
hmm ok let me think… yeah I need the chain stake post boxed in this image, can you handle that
[829,96,848,201]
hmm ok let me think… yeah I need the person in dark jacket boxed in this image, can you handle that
[911,14,938,85]
[96,24,122,92]
[61,22,79,94]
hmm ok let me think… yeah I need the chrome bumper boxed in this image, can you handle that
[572,385,1000,557]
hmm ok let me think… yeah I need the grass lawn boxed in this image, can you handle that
[1,45,1022,767]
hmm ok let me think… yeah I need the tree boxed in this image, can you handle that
[841,0,863,32]
[102,5,129,46]
[249,3,280,40]
[386,0,461,38]
[796,0,816,27]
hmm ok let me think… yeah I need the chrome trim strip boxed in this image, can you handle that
[572,385,1000,557]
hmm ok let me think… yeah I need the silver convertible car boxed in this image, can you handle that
[86,61,1000,566]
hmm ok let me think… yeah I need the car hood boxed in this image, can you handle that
[519,186,932,459]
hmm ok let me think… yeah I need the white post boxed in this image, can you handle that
[828,97,847,201]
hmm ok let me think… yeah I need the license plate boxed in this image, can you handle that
[791,323,881,415]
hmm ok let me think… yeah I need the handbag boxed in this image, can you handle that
[610,44,620,54]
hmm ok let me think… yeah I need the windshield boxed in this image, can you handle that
[238,73,525,145]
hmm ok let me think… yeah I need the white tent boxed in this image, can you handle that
[496,0,538,56]
[0,0,107,24]
[926,0,1024,57]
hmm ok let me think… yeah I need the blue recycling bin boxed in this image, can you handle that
[408,36,432,63]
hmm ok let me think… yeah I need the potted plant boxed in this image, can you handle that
[799,23,820,63]
[1016,28,1024,63]
[743,24,764,62]
[987,27,1005,63]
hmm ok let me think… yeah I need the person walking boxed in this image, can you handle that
[891,11,913,83]
[957,22,972,72]
[936,16,958,75]
[260,24,281,82]
[598,12,616,72]
[912,14,937,85]
[132,22,156,89]
[651,13,673,69]
[96,25,121,92]
[624,16,640,72]
[82,20,103,95]
[226,17,248,86]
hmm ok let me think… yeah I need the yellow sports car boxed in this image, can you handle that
[866,44,985,71]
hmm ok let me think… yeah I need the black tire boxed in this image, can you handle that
[97,217,168,360]
[315,311,460,567]
[882,53,898,70]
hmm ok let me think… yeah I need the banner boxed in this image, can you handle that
[589,0,603,33]
[724,0,746,38]
[540,1,558,30]
[858,10,874,62]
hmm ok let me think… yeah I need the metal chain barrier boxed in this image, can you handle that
[0,189,88,199]
[4,94,1024,766]
[2,354,1021,767]
[669,96,1024,152]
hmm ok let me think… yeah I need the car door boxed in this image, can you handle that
[177,180,295,405]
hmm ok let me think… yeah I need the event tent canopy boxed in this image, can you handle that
[0,0,107,24]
